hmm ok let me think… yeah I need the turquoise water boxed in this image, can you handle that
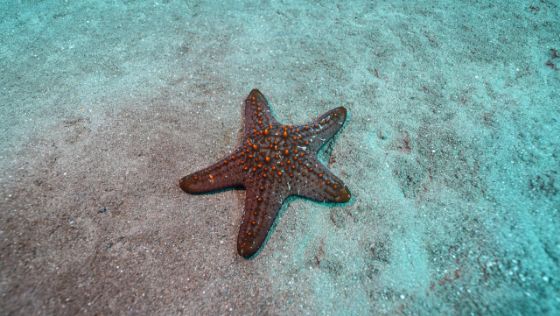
[1,1,558,315]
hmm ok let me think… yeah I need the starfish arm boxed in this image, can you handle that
[244,89,279,136]
[179,150,244,193]
[237,180,287,258]
[291,158,351,203]
[303,106,348,152]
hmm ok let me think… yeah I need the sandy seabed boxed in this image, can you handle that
[1,1,559,315]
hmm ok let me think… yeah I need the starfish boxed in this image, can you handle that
[180,89,351,258]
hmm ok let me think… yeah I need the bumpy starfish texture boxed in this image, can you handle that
[180,89,351,258]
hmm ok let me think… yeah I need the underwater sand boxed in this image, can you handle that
[1,1,559,315]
